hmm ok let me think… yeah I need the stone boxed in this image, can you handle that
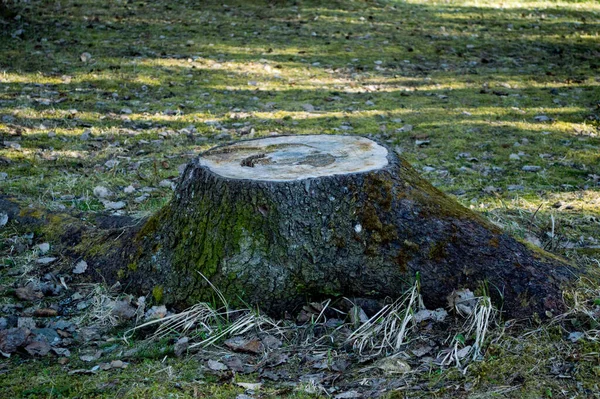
[376,357,411,374]
[144,305,167,321]
[207,359,228,371]
[103,201,126,210]
[14,286,43,301]
[111,300,136,320]
[37,242,50,254]
[93,186,111,198]
[36,257,57,265]
[72,260,88,274]
[17,317,36,329]
[174,337,189,357]
[25,338,51,356]
[224,336,264,354]
[0,328,30,354]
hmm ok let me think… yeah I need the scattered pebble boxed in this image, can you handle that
[207,359,228,371]
[72,260,88,275]
[103,201,126,210]
[36,257,57,265]
[37,243,50,254]
[80,52,92,63]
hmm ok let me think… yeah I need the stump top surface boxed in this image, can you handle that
[198,135,389,181]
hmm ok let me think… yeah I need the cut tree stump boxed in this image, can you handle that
[114,135,577,319]
[1,135,578,319]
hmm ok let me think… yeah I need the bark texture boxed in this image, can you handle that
[109,136,578,319]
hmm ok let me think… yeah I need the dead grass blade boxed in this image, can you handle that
[346,280,421,356]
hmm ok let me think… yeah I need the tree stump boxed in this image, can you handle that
[116,135,576,319]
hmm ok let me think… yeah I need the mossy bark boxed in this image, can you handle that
[1,138,580,320]
[114,139,577,319]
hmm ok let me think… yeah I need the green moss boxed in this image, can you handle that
[519,238,570,265]
[136,206,171,241]
[428,241,448,261]
[395,250,409,273]
[152,285,164,303]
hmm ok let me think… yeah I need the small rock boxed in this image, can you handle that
[78,327,101,343]
[123,185,136,194]
[0,212,8,227]
[174,337,189,357]
[57,356,69,365]
[32,328,61,346]
[413,308,447,323]
[522,165,541,172]
[104,159,120,169]
[80,353,100,362]
[80,130,91,140]
[80,52,92,63]
[72,260,88,274]
[36,257,57,265]
[422,166,436,173]
[397,124,413,133]
[0,318,7,331]
[447,289,476,316]
[145,305,167,321]
[111,300,136,320]
[207,359,228,371]
[15,286,44,301]
[411,345,433,358]
[335,391,361,399]
[365,100,375,106]
[0,328,30,355]
[224,356,245,372]
[53,348,71,357]
[302,103,315,112]
[134,194,149,203]
[37,243,50,254]
[236,382,262,391]
[93,186,111,198]
[225,336,264,354]
[509,153,520,160]
[103,201,126,210]
[261,334,282,350]
[159,179,176,190]
[456,345,472,360]
[120,108,132,115]
[568,331,584,343]
[17,317,36,329]
[376,357,411,374]
[25,338,51,357]
[110,359,126,368]
[534,115,551,122]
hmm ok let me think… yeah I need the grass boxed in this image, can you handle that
[1,0,599,397]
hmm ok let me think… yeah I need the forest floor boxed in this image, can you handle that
[1,0,599,397]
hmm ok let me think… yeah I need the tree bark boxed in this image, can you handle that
[1,135,579,319]
[109,135,578,319]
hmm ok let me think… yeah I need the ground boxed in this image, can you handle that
[0,0,599,397]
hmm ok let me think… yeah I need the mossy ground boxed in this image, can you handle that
[1,0,599,397]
